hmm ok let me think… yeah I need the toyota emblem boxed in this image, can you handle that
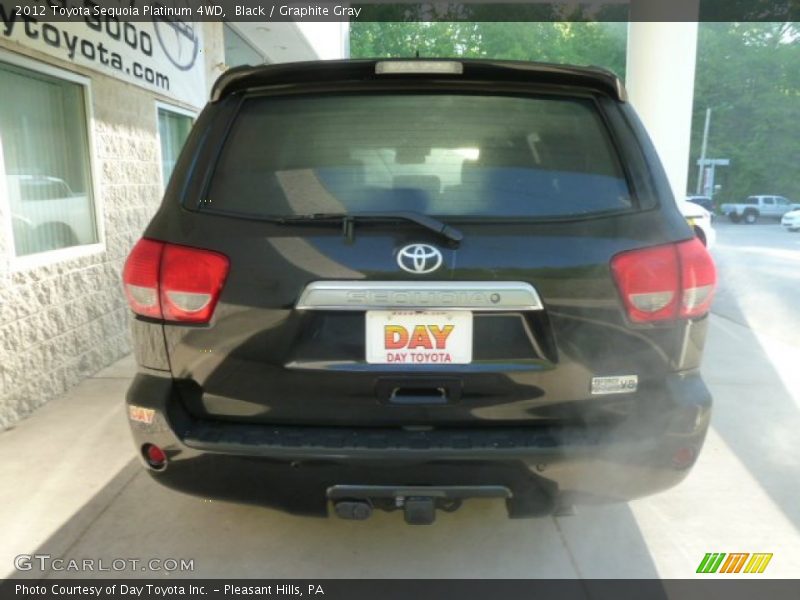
[397,244,443,274]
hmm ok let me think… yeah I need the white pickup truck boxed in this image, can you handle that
[721,195,800,224]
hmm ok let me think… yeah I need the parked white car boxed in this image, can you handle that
[685,195,715,214]
[5,175,96,255]
[781,209,800,232]
[680,199,716,248]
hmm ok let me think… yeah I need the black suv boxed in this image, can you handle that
[123,59,716,524]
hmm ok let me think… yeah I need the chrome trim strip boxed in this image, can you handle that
[296,281,543,311]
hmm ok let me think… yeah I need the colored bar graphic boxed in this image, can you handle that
[697,553,725,573]
[720,553,749,573]
[733,553,749,573]
[698,552,773,574]
[696,553,713,573]
[744,553,773,574]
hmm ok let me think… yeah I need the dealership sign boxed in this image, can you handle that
[0,1,206,108]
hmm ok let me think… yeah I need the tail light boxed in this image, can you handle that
[611,238,716,323]
[123,239,229,323]
[677,238,716,318]
[121,239,163,319]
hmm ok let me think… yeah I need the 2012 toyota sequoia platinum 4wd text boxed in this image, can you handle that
[123,59,716,524]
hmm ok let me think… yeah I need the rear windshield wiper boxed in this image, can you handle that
[279,211,464,244]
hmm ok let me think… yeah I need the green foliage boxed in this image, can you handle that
[350,21,799,201]
[350,22,627,76]
[691,23,800,202]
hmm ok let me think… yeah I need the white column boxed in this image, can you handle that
[296,22,350,59]
[626,17,699,202]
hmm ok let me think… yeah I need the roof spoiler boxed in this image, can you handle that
[210,59,627,103]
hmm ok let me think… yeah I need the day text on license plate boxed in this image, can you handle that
[365,310,473,365]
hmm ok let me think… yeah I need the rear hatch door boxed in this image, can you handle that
[153,67,691,427]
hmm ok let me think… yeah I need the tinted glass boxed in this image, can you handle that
[207,94,632,219]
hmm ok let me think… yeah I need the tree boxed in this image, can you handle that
[690,23,800,201]
[350,22,627,76]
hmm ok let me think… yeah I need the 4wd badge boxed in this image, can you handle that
[591,375,638,395]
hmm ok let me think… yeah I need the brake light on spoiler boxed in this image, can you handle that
[611,238,716,323]
[375,60,463,75]
[122,239,229,323]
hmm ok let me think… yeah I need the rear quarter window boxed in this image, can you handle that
[205,93,633,219]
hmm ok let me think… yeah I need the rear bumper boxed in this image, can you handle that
[126,370,711,517]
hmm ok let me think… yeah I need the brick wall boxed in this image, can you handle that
[0,23,224,429]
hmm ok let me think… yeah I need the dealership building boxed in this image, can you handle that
[0,15,347,428]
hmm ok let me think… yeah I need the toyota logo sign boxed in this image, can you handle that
[397,244,443,274]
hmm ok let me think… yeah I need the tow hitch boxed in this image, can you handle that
[328,485,511,525]
[401,497,437,525]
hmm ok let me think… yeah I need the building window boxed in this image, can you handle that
[0,60,98,258]
[157,106,194,187]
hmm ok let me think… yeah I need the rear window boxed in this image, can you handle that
[205,94,632,219]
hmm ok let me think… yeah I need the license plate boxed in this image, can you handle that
[365,310,473,365]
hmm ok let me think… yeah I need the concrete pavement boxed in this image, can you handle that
[711,220,800,345]
[2,222,799,579]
